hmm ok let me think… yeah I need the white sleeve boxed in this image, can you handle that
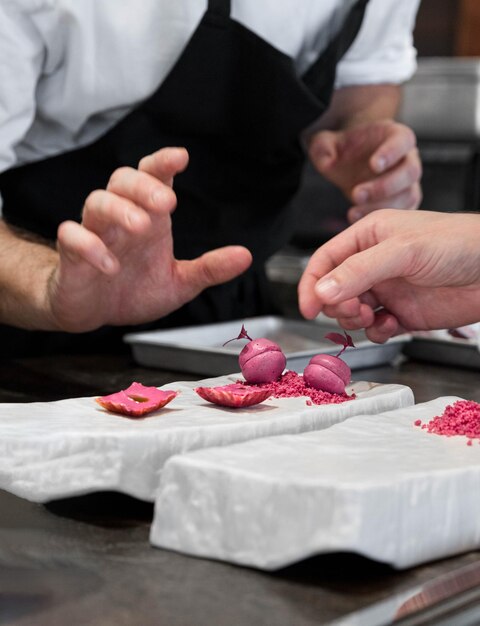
[335,0,421,88]
[0,3,44,177]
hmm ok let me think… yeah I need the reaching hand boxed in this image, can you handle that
[308,120,422,223]
[47,147,252,332]
[298,209,480,343]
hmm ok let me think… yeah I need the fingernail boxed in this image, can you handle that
[315,278,341,300]
[350,208,363,222]
[354,188,369,204]
[375,156,387,172]
[102,255,116,272]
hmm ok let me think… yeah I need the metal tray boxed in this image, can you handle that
[124,316,409,376]
[404,334,480,370]
[398,57,480,140]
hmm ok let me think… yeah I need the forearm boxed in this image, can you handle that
[313,84,401,131]
[0,219,59,330]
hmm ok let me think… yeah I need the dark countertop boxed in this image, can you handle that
[1,353,479,626]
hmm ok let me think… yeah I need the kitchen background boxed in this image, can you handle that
[268,0,480,316]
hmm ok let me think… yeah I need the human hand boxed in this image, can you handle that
[298,209,480,343]
[308,120,422,223]
[47,147,252,332]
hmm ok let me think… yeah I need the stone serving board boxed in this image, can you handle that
[0,375,413,503]
[151,396,480,570]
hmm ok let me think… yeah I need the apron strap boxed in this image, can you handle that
[302,0,370,95]
[208,0,231,17]
[332,0,369,65]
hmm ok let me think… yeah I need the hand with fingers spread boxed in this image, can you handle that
[1,147,252,333]
[298,209,480,343]
[309,119,422,223]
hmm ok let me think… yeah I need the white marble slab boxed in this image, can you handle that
[0,375,412,503]
[151,396,480,570]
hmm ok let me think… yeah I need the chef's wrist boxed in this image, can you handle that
[0,221,61,330]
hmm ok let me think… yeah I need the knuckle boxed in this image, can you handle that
[164,185,177,207]
[377,208,396,219]
[370,180,388,201]
[151,184,177,211]
[337,316,359,331]
[399,184,422,210]
[405,126,417,147]
[138,154,151,170]
[412,146,422,163]
[84,189,102,207]
[200,264,217,287]
[82,189,105,217]
[56,219,72,242]
[403,191,417,210]
[129,173,146,199]
[374,207,393,220]
[197,256,218,286]
[408,159,423,183]
[411,185,423,208]
[323,305,342,319]
[107,166,132,191]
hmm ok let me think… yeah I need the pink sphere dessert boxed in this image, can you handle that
[239,338,286,384]
[303,353,351,394]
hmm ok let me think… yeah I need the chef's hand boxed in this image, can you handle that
[298,209,480,343]
[48,147,252,332]
[308,120,422,223]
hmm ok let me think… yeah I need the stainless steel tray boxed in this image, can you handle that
[404,334,480,370]
[398,57,480,140]
[124,316,409,376]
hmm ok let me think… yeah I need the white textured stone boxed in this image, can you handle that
[151,396,480,570]
[0,375,413,502]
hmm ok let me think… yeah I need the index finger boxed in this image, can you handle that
[298,223,368,319]
[298,211,409,319]
[138,147,189,187]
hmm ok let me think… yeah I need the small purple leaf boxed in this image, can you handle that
[325,331,355,357]
[223,324,253,347]
[325,332,347,345]
[345,333,355,348]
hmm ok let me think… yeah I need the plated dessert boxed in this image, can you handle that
[0,323,414,504]
[97,326,357,415]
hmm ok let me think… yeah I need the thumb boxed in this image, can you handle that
[176,245,253,300]
[308,131,339,172]
[313,240,410,304]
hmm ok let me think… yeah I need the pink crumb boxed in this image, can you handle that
[422,400,480,445]
[414,419,422,427]
[249,370,354,405]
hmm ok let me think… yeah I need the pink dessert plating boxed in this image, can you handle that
[95,328,358,416]
[195,383,272,408]
[220,325,355,404]
[96,382,178,417]
[303,331,354,394]
[224,325,286,384]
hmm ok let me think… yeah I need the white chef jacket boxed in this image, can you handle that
[0,0,420,181]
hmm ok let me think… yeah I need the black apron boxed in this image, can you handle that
[0,0,368,356]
